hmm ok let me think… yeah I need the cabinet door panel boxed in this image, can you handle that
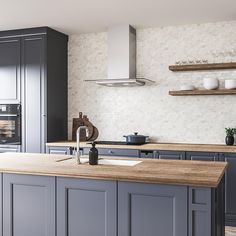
[57,178,117,236]
[221,153,236,226]
[186,152,218,161]
[118,182,187,236]
[22,36,45,153]
[0,38,20,103]
[3,174,55,236]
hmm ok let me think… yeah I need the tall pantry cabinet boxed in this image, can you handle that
[0,27,68,153]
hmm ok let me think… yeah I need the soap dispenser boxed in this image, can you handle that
[89,142,98,165]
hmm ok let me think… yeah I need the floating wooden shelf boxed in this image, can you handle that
[169,62,236,71]
[169,89,236,96]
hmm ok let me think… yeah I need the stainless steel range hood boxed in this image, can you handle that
[85,25,154,87]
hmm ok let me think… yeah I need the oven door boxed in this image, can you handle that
[0,114,21,145]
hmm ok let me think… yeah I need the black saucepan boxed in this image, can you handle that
[123,132,149,145]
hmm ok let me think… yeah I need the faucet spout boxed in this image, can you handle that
[76,126,88,164]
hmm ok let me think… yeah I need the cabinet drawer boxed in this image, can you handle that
[83,148,139,157]
[186,152,218,161]
[157,151,185,160]
[47,146,72,155]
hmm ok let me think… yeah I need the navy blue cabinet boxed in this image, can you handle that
[22,35,46,153]
[0,27,68,153]
[0,173,225,236]
[0,37,21,103]
[118,181,188,236]
[220,153,236,226]
[3,173,56,236]
[156,150,185,160]
[57,178,117,236]
[186,151,218,161]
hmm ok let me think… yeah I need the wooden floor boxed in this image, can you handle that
[226,227,236,235]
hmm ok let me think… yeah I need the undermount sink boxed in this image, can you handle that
[98,159,142,166]
[57,157,142,166]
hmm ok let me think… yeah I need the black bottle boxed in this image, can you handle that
[89,142,98,165]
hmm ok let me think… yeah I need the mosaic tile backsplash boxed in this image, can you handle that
[68,21,236,143]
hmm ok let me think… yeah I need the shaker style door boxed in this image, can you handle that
[21,35,46,153]
[118,181,188,236]
[0,37,21,103]
[3,173,55,236]
[57,177,117,236]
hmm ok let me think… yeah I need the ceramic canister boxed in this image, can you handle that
[225,80,236,89]
[203,78,219,90]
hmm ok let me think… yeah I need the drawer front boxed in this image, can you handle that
[47,147,72,155]
[83,148,139,157]
[186,152,218,161]
[157,151,186,160]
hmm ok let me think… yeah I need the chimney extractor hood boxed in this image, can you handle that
[84,25,155,87]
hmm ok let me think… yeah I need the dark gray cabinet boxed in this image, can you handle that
[0,145,20,153]
[0,173,225,236]
[0,27,68,153]
[118,181,188,236]
[189,184,225,236]
[57,177,117,236]
[47,146,73,155]
[0,37,21,103]
[3,173,55,236]
[186,151,218,161]
[220,153,236,226]
[22,35,45,153]
[156,150,185,160]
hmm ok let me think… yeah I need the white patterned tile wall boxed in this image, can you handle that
[68,21,236,143]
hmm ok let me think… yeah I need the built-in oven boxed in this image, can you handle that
[0,104,21,145]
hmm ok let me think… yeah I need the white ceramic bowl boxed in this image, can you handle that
[203,78,219,90]
[225,80,236,89]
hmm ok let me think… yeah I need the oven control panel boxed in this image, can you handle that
[0,104,20,114]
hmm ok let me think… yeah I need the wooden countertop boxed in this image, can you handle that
[0,153,227,188]
[47,140,236,153]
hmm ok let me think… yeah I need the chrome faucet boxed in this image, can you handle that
[76,126,88,164]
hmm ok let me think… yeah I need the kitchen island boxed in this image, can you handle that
[0,153,227,236]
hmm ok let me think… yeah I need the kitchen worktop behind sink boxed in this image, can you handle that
[46,140,236,153]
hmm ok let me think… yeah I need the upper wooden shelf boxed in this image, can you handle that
[169,89,236,96]
[169,62,236,71]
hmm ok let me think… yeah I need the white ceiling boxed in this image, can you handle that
[1,0,236,35]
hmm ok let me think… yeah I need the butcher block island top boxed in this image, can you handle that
[47,141,236,153]
[0,153,227,188]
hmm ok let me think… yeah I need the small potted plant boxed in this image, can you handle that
[225,128,236,145]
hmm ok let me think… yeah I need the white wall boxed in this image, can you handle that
[68,21,236,144]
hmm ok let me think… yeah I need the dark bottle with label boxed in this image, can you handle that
[89,142,98,165]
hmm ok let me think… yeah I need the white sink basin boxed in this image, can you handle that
[58,158,142,166]
[98,159,141,166]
